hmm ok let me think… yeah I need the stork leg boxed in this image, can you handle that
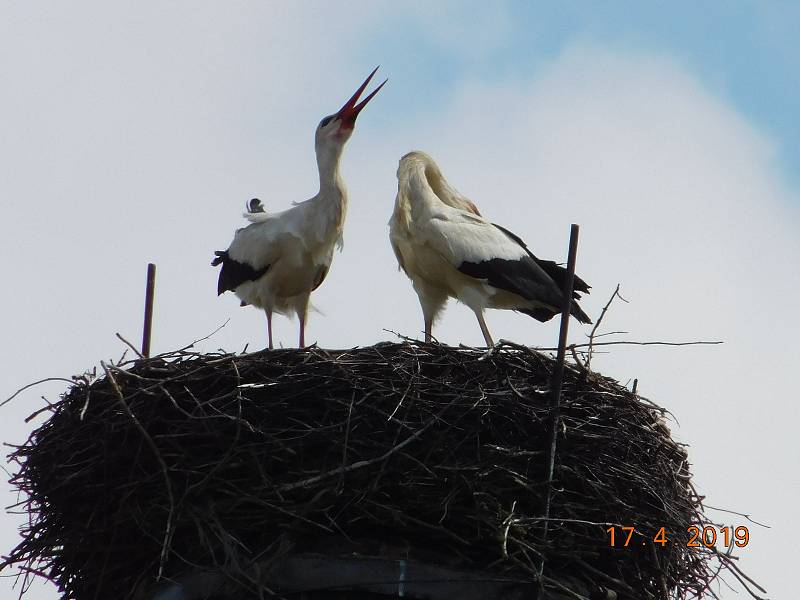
[475,311,494,347]
[265,309,273,350]
[299,315,306,348]
[424,316,433,343]
[295,295,311,349]
[414,282,446,344]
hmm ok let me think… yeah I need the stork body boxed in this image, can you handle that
[213,68,385,349]
[389,151,591,346]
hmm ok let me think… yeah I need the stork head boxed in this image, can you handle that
[315,67,386,149]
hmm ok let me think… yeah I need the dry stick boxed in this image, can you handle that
[142,263,156,358]
[101,362,175,579]
[116,332,145,359]
[23,404,59,423]
[568,339,721,349]
[702,505,770,528]
[387,329,721,353]
[1,378,82,408]
[715,553,769,600]
[177,318,231,353]
[585,283,626,370]
[543,224,580,544]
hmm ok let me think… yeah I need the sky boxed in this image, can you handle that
[1,1,798,598]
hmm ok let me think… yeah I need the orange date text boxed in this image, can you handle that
[606,525,750,548]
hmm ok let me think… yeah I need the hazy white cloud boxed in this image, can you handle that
[1,5,797,599]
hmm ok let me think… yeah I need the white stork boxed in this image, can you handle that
[389,151,591,346]
[213,68,386,349]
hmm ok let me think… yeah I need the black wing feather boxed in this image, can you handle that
[456,223,592,325]
[211,251,270,296]
[492,223,590,296]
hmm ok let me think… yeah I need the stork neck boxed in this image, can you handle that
[316,144,346,196]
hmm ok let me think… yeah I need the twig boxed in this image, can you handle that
[116,332,145,359]
[534,339,722,353]
[585,284,627,369]
[178,319,231,352]
[1,378,83,408]
[702,505,770,528]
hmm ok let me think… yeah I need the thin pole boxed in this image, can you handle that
[543,224,580,537]
[142,263,156,358]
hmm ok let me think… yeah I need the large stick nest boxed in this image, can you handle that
[3,342,757,599]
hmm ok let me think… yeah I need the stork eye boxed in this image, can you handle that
[319,115,335,128]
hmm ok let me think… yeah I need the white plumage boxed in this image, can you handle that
[213,68,386,349]
[389,151,591,346]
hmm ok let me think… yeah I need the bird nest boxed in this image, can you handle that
[3,342,762,599]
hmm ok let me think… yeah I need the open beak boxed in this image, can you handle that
[336,66,387,131]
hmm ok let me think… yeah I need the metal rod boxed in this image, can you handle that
[543,224,580,537]
[142,263,156,358]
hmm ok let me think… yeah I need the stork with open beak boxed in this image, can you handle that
[389,151,592,346]
[213,68,386,349]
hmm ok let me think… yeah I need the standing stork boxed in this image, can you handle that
[389,151,591,346]
[213,68,386,349]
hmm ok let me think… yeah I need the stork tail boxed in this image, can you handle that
[211,250,270,296]
[519,300,592,325]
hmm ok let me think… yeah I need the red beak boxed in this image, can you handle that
[336,66,387,131]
